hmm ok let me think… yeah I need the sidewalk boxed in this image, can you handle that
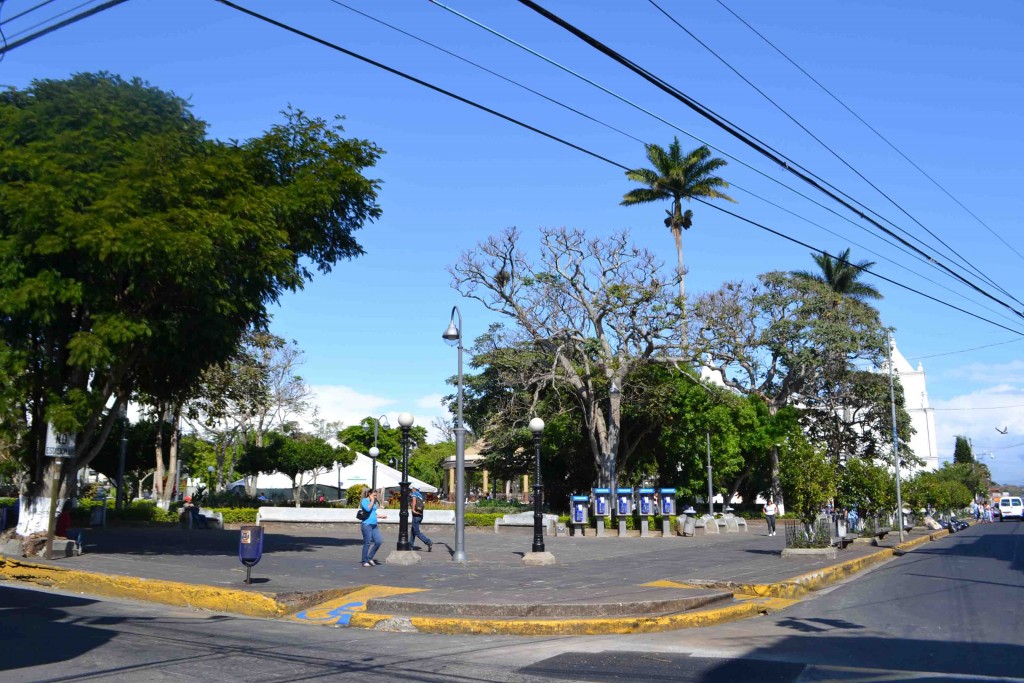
[0,520,950,634]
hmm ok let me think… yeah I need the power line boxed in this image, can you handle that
[908,338,1024,361]
[715,0,1024,266]
[0,0,128,55]
[647,0,1022,307]
[509,0,1024,323]
[0,0,59,26]
[214,1,1024,339]
[330,1,1021,330]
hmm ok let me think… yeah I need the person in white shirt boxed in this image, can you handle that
[763,498,778,536]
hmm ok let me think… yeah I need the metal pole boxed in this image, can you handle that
[888,333,905,543]
[532,429,544,553]
[397,423,411,551]
[454,335,467,562]
[116,413,127,511]
[373,419,378,491]
[706,432,714,516]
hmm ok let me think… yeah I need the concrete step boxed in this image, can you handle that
[366,586,733,619]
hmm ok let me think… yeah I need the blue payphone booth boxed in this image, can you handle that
[592,487,610,536]
[638,488,655,536]
[615,487,632,535]
[659,488,677,536]
[570,494,589,535]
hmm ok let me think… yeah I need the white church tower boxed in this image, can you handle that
[888,338,939,473]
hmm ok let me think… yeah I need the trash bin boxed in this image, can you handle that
[239,525,264,584]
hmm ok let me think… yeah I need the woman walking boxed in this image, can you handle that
[359,490,387,567]
[763,498,778,537]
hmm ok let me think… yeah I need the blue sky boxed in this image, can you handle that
[3,1,1023,482]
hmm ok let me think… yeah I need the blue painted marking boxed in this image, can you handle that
[295,601,364,625]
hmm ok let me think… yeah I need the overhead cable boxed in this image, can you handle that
[214,1,1024,339]
[647,0,1017,304]
[508,0,1024,322]
[715,0,1024,265]
[0,0,128,55]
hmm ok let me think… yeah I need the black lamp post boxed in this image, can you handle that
[529,417,545,553]
[115,404,128,510]
[396,412,414,551]
[362,414,390,492]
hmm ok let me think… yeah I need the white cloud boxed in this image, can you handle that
[302,385,450,443]
[945,360,1024,385]
[932,385,1024,485]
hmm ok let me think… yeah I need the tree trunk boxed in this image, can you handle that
[15,459,70,537]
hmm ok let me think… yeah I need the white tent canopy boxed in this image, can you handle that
[229,451,437,495]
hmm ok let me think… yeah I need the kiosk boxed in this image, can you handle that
[638,488,655,537]
[659,488,677,536]
[570,495,590,536]
[592,487,610,536]
[615,487,633,536]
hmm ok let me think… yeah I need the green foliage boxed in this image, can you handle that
[237,430,352,502]
[464,512,503,527]
[346,484,367,506]
[779,440,836,524]
[787,520,833,549]
[836,458,895,516]
[791,248,883,304]
[953,435,975,464]
[904,462,981,513]
[0,73,382,495]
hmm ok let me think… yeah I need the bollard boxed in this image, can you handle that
[239,525,264,585]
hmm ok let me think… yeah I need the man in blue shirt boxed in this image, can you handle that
[410,485,433,552]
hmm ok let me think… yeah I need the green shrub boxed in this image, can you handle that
[346,485,367,506]
[464,512,503,527]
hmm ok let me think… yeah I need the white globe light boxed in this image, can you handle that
[529,417,545,433]
[398,412,414,428]
[369,446,380,458]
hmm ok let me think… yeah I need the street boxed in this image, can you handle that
[3,522,1022,682]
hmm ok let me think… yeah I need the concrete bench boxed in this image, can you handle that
[256,507,456,525]
[722,514,748,533]
[699,514,719,535]
[494,512,559,536]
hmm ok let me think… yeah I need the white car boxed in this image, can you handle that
[998,497,1023,521]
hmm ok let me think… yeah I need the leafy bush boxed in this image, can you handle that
[346,485,367,506]
[787,520,833,548]
[464,512,503,527]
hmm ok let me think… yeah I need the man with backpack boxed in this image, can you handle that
[410,485,433,552]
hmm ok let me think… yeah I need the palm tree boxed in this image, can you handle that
[791,248,883,304]
[621,138,734,304]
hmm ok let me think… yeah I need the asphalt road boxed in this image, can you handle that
[3,521,1022,682]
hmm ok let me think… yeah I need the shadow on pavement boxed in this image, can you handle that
[80,527,359,557]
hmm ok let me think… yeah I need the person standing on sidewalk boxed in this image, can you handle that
[409,485,433,552]
[359,490,387,567]
[763,498,778,536]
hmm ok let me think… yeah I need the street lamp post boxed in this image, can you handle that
[116,404,128,511]
[396,412,414,552]
[706,432,714,516]
[443,306,467,563]
[529,417,545,553]
[207,465,215,495]
[887,333,906,543]
[362,415,390,492]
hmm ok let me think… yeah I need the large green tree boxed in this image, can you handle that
[0,73,382,533]
[621,139,734,304]
[237,429,352,506]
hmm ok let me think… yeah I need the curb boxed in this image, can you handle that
[0,555,355,618]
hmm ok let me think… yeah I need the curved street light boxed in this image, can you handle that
[442,306,467,563]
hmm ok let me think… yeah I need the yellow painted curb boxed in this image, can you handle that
[352,598,782,636]
[0,556,346,618]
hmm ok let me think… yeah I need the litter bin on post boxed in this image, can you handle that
[89,496,107,528]
[659,488,677,536]
[637,488,655,537]
[592,487,610,537]
[239,525,264,585]
[615,487,633,536]
[570,495,589,536]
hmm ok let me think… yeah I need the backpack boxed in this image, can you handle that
[411,495,424,515]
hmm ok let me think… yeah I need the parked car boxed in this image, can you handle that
[999,496,1023,521]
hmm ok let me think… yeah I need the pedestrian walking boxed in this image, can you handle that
[359,490,387,567]
[763,498,778,536]
[410,485,433,552]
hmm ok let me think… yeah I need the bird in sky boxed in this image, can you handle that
[996,426,1008,434]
